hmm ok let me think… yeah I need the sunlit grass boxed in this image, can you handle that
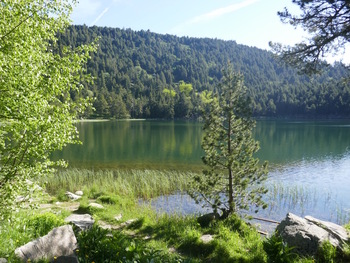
[2,168,349,262]
[43,168,194,199]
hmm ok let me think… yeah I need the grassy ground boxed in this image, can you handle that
[1,168,349,262]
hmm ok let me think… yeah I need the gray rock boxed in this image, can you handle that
[305,215,349,244]
[200,234,214,243]
[15,225,77,262]
[26,179,43,192]
[16,195,28,203]
[114,213,123,221]
[0,258,7,263]
[75,190,83,196]
[65,214,94,231]
[66,191,81,200]
[276,213,349,256]
[88,202,104,209]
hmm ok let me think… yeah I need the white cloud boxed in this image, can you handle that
[189,0,260,24]
[170,0,260,35]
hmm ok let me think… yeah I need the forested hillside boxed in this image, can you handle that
[58,25,350,119]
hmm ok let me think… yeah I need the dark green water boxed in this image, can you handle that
[53,119,350,225]
[53,119,350,169]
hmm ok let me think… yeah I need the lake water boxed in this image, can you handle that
[53,119,350,226]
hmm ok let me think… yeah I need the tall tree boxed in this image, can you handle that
[270,0,350,74]
[190,67,268,217]
[0,0,95,218]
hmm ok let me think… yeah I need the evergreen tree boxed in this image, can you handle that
[270,0,350,74]
[191,67,268,217]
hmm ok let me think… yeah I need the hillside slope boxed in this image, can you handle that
[58,25,350,118]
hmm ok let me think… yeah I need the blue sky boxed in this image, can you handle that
[71,0,349,63]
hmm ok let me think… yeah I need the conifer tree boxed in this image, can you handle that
[191,67,268,217]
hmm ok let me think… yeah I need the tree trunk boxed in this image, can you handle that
[228,115,234,214]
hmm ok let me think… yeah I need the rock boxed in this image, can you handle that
[114,213,123,221]
[89,202,104,209]
[75,190,83,196]
[197,212,220,227]
[276,213,349,256]
[98,220,120,230]
[66,191,81,200]
[65,214,94,231]
[200,234,214,243]
[26,179,43,192]
[16,195,28,203]
[125,219,136,225]
[305,215,349,244]
[119,219,137,228]
[15,225,77,262]
[0,258,7,263]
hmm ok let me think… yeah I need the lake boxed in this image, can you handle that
[53,119,350,226]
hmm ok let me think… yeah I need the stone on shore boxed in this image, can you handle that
[15,225,77,262]
[88,202,104,209]
[276,213,350,256]
[66,191,81,200]
[65,214,94,231]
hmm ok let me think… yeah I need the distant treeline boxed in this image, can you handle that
[57,25,350,119]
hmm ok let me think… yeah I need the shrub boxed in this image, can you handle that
[97,195,118,204]
[263,232,296,263]
[316,240,337,263]
[26,212,65,238]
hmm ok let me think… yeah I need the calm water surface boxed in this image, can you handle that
[53,119,350,226]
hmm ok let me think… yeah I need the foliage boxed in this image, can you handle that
[316,240,337,263]
[263,233,296,263]
[0,0,95,219]
[58,25,350,119]
[26,212,65,238]
[270,0,350,74]
[76,222,189,263]
[0,210,66,261]
[190,67,268,216]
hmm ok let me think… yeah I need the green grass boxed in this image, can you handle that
[43,168,193,199]
[2,168,349,263]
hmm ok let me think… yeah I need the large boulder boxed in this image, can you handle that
[276,213,350,256]
[15,225,77,262]
[65,213,94,231]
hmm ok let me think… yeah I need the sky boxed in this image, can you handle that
[70,0,350,64]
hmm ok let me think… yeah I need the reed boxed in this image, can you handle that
[42,168,195,199]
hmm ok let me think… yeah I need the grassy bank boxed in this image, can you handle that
[1,168,349,262]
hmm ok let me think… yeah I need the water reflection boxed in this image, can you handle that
[53,120,204,170]
[53,119,350,228]
[255,120,350,164]
[54,119,350,169]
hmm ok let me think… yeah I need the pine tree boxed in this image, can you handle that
[191,67,268,217]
